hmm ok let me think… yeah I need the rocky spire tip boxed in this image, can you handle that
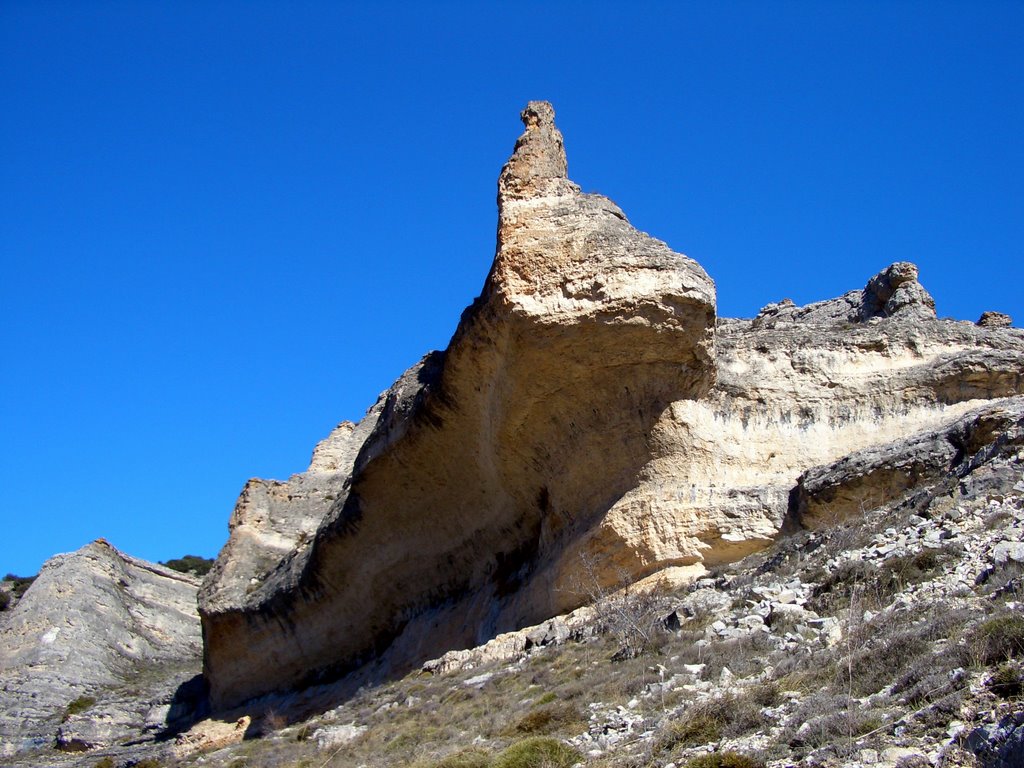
[498,101,575,201]
[521,100,556,129]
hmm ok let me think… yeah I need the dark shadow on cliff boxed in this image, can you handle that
[156,674,210,741]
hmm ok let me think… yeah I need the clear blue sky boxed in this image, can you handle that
[2,2,1022,577]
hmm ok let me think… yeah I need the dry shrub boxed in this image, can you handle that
[840,629,930,697]
[654,708,723,752]
[783,692,884,752]
[574,555,670,660]
[684,753,765,768]
[701,632,775,681]
[506,700,584,736]
[491,737,581,768]
[809,547,956,617]
[986,661,1024,699]
[416,748,493,768]
[655,685,779,754]
[892,650,967,706]
[968,614,1024,665]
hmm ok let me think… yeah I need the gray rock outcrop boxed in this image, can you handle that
[0,540,203,758]
[198,101,1024,711]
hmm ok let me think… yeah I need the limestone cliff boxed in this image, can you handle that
[199,101,1024,710]
[199,101,716,708]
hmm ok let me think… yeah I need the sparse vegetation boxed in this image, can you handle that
[506,700,584,736]
[491,737,581,768]
[161,555,214,577]
[684,753,765,768]
[3,572,37,600]
[968,613,1024,665]
[62,695,96,721]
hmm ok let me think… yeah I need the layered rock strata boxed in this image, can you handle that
[200,101,716,708]
[0,540,203,757]
[200,101,1024,710]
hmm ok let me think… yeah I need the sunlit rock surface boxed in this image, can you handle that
[0,541,202,757]
[199,101,1024,710]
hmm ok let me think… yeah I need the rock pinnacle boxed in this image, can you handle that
[498,100,575,201]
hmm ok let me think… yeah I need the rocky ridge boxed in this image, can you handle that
[198,101,1024,711]
[0,540,203,759]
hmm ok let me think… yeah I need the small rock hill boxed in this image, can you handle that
[197,101,1024,711]
[0,540,203,759]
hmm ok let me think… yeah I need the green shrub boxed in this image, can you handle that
[161,555,214,577]
[970,614,1024,664]
[986,662,1024,698]
[685,752,765,768]
[3,573,37,599]
[93,758,115,768]
[492,737,581,768]
[62,695,96,721]
[0,591,9,611]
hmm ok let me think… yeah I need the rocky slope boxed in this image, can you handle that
[145,405,1024,768]
[198,101,1024,711]
[0,540,203,759]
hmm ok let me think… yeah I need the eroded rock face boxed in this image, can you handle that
[200,101,716,708]
[199,416,383,612]
[0,540,202,757]
[979,311,1014,328]
[792,398,1024,529]
[199,101,1024,710]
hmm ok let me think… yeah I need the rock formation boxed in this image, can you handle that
[197,101,1024,711]
[0,540,203,758]
[200,100,717,708]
